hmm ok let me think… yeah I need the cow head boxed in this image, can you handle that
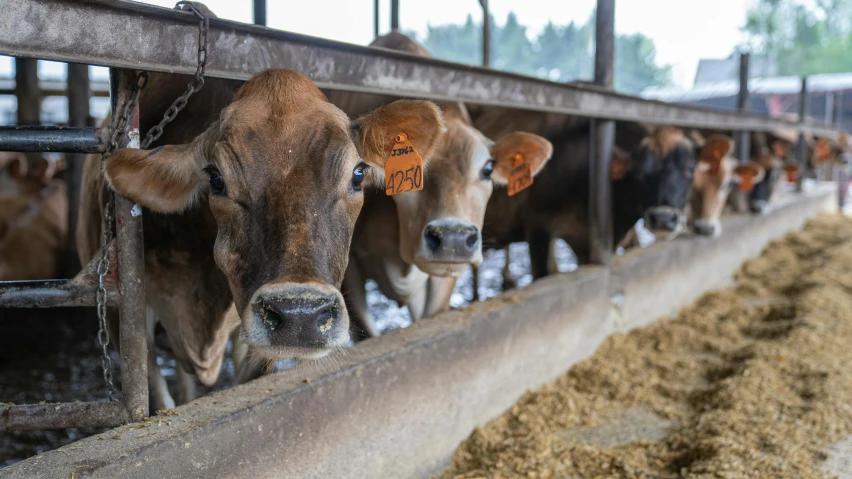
[749,138,791,214]
[691,135,764,236]
[106,69,443,360]
[386,103,552,276]
[629,126,698,240]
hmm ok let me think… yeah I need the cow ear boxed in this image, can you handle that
[610,146,631,180]
[733,161,765,192]
[105,130,210,213]
[353,100,445,169]
[489,131,553,184]
[699,135,733,174]
[815,138,832,162]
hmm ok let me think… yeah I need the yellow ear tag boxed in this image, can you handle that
[384,132,424,196]
[507,153,532,197]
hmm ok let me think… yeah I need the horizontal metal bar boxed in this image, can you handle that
[0,126,104,153]
[0,240,118,308]
[0,402,129,430]
[0,0,844,137]
[0,77,110,97]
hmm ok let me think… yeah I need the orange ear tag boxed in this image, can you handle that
[507,153,532,197]
[784,164,798,182]
[734,166,757,192]
[384,133,424,196]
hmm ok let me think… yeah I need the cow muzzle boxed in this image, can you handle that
[414,217,482,276]
[242,282,350,360]
[644,206,686,241]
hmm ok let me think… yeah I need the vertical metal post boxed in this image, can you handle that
[111,69,148,422]
[833,91,843,127]
[480,0,491,67]
[64,62,91,275]
[590,0,615,266]
[796,76,809,192]
[374,0,379,38]
[825,92,835,125]
[735,53,751,163]
[390,0,399,31]
[15,58,41,170]
[252,0,266,26]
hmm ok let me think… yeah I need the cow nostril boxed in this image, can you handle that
[316,305,337,334]
[465,231,479,250]
[424,227,441,253]
[261,305,284,332]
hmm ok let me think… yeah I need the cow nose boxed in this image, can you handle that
[693,220,717,236]
[255,288,342,346]
[750,200,768,215]
[647,211,679,231]
[421,219,481,261]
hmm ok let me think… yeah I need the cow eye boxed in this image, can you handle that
[481,159,496,180]
[203,165,226,195]
[352,162,368,192]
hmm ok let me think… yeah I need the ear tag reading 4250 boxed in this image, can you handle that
[507,153,532,196]
[385,133,424,196]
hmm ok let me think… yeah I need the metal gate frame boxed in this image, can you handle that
[0,0,846,432]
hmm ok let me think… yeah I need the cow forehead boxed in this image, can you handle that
[428,121,490,178]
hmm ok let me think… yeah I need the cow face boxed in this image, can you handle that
[106,69,443,360]
[749,139,790,214]
[388,104,552,276]
[630,126,698,240]
[692,135,764,236]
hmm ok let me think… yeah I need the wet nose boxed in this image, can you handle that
[255,288,342,346]
[647,211,679,231]
[749,200,768,215]
[422,220,481,261]
[694,221,717,236]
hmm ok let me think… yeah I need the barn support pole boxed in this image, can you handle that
[796,77,809,192]
[111,69,148,422]
[824,92,835,125]
[833,91,843,127]
[252,0,266,26]
[735,52,751,164]
[390,0,399,31]
[480,0,490,67]
[589,0,615,266]
[14,58,41,170]
[373,0,379,38]
[64,62,91,275]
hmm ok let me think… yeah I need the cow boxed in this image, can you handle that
[470,112,700,290]
[689,134,764,237]
[321,32,553,343]
[77,68,445,410]
[0,154,67,280]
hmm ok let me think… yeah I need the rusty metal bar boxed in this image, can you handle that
[735,53,751,164]
[0,402,129,431]
[589,0,615,266]
[0,0,843,136]
[113,69,148,423]
[64,62,92,275]
[14,58,39,125]
[0,77,110,97]
[0,241,118,308]
[0,126,104,153]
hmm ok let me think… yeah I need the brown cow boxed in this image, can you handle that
[0,154,67,280]
[77,68,444,410]
[327,32,552,340]
[690,134,764,236]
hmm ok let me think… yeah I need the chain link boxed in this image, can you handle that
[96,71,148,402]
[95,1,209,400]
[141,1,209,149]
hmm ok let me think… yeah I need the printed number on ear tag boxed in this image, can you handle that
[385,133,424,196]
[507,153,532,197]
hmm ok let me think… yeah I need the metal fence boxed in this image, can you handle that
[0,0,845,432]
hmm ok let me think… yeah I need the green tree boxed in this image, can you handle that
[742,0,852,75]
[410,11,671,95]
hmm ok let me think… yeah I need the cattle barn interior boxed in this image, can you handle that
[0,0,850,477]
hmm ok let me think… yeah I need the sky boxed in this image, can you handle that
[0,0,761,89]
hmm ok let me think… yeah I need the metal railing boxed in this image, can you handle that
[0,0,846,432]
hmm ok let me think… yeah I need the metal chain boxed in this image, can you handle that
[96,71,148,402]
[141,1,209,149]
